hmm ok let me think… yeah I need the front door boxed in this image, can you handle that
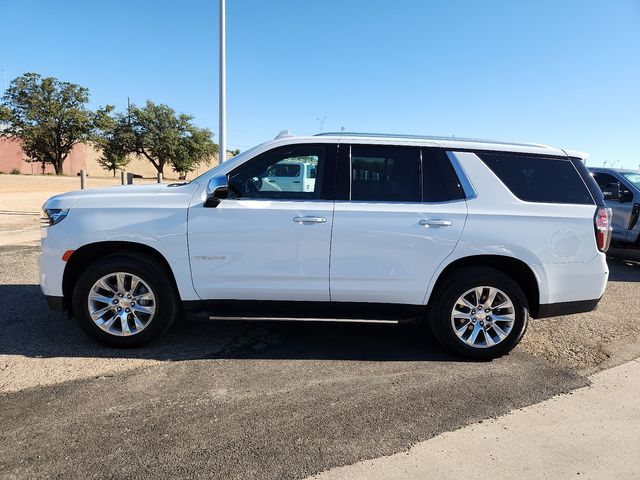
[592,172,635,241]
[188,144,336,301]
[329,144,467,305]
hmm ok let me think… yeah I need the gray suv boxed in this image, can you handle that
[589,167,640,248]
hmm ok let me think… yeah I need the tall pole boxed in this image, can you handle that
[317,116,327,133]
[219,0,227,162]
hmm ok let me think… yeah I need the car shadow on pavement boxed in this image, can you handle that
[0,284,460,363]
[607,251,640,282]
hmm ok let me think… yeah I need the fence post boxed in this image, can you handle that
[127,173,134,185]
[157,172,163,183]
[121,171,125,185]
[80,170,86,190]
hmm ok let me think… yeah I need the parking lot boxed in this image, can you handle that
[0,242,638,479]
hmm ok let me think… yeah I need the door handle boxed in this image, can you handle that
[293,216,327,224]
[419,218,452,227]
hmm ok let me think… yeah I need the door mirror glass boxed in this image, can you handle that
[204,176,229,208]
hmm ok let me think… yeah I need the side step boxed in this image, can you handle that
[208,316,402,324]
[183,300,426,325]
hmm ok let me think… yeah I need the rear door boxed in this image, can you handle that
[329,144,467,305]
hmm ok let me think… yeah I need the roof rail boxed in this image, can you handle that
[314,132,551,149]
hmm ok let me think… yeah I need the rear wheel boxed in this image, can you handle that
[429,267,528,360]
[72,255,179,347]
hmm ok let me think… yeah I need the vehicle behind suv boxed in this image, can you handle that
[40,132,611,359]
[588,167,640,248]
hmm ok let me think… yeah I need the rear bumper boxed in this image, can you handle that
[535,297,601,319]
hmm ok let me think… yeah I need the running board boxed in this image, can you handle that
[182,300,426,325]
[208,316,400,324]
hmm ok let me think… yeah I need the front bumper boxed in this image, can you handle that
[39,224,71,298]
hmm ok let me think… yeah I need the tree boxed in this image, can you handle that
[97,148,130,177]
[94,106,130,177]
[109,101,217,179]
[0,73,99,175]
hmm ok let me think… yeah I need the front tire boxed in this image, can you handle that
[428,267,528,360]
[72,254,179,347]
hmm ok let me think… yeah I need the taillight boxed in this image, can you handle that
[594,207,612,252]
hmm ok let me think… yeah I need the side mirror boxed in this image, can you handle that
[620,189,634,203]
[602,183,621,201]
[204,176,229,208]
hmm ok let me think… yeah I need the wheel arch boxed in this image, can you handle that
[62,241,179,315]
[426,255,541,317]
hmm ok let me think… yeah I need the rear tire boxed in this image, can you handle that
[72,254,179,347]
[428,267,528,360]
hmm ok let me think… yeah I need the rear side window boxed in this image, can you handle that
[351,145,421,202]
[477,153,594,205]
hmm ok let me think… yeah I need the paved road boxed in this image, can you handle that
[310,359,640,480]
[0,245,638,479]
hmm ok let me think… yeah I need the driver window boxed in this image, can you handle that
[228,146,325,200]
[593,173,623,201]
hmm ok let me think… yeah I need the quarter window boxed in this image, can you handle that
[477,153,594,205]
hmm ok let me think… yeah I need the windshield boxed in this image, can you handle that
[622,172,640,189]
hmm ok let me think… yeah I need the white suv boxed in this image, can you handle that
[39,132,611,359]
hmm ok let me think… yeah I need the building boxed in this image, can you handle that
[0,137,219,179]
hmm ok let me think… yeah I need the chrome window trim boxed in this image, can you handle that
[333,199,466,206]
[446,151,477,200]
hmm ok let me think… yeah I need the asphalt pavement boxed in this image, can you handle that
[0,244,638,479]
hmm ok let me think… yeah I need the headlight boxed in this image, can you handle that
[41,208,69,226]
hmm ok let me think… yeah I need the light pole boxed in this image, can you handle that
[219,0,227,162]
[316,116,327,133]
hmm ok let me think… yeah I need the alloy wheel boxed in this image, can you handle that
[87,272,156,336]
[450,286,515,348]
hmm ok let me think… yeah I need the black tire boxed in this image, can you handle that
[428,267,529,360]
[72,254,179,347]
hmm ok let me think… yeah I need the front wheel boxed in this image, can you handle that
[72,255,179,347]
[428,267,529,360]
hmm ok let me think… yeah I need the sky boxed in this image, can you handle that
[1,0,639,168]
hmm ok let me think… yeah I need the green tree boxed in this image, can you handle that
[97,148,130,177]
[94,106,130,177]
[0,73,100,175]
[110,101,217,179]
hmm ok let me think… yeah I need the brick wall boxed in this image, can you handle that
[0,137,219,179]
